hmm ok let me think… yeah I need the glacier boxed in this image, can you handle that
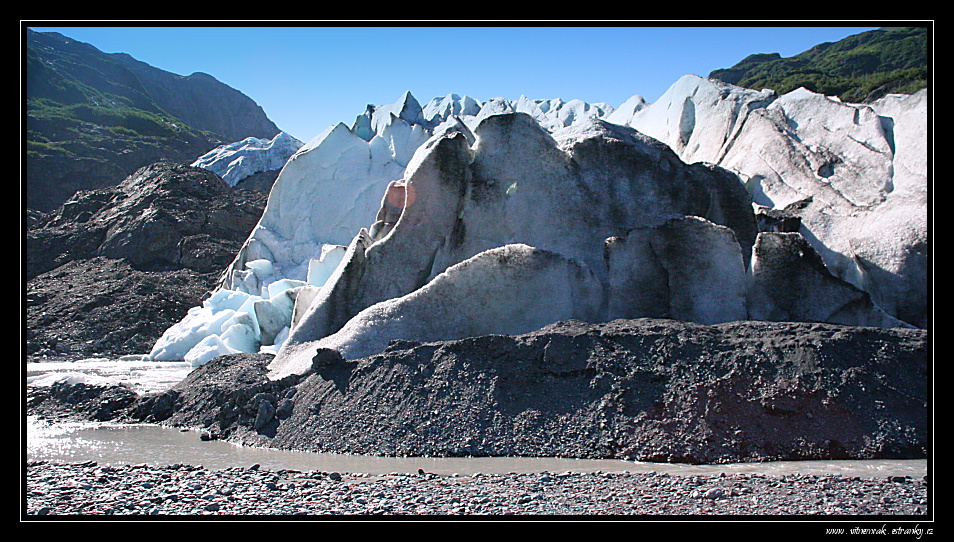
[148,92,621,364]
[146,78,928,377]
[191,131,304,187]
[611,75,927,328]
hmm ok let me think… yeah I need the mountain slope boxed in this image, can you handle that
[25,28,281,212]
[26,162,266,358]
[708,26,928,103]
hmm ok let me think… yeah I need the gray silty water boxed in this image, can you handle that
[27,416,927,478]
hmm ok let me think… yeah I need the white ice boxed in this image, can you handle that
[148,91,653,366]
[191,131,304,186]
[147,241,349,365]
[26,358,194,395]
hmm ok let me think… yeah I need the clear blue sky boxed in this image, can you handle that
[26,23,885,144]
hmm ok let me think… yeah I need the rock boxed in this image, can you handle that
[252,394,276,431]
[27,382,138,422]
[29,162,265,277]
[704,488,724,499]
[121,318,926,465]
[26,162,265,358]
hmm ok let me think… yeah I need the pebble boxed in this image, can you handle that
[24,460,930,517]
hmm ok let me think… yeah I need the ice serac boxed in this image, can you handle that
[191,132,304,187]
[606,94,649,125]
[850,90,929,328]
[268,111,763,378]
[513,96,615,132]
[747,232,907,328]
[309,244,604,362]
[149,81,926,372]
[604,216,749,325]
[613,75,928,328]
[422,93,482,123]
[151,92,612,364]
[224,91,440,287]
[149,95,431,364]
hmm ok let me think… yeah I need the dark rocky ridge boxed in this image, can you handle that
[33,317,926,466]
[26,162,266,358]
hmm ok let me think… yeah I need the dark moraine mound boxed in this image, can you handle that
[93,317,929,465]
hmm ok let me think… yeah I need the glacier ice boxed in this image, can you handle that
[149,79,927,370]
[279,243,604,372]
[148,305,237,363]
[148,91,622,364]
[183,334,233,366]
[147,243,344,365]
[307,245,346,286]
[268,111,766,378]
[610,75,928,326]
[422,93,482,122]
[191,131,304,187]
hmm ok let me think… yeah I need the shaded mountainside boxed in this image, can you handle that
[25,28,281,212]
[26,162,266,358]
[708,26,928,103]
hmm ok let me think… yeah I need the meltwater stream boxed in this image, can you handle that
[25,359,929,478]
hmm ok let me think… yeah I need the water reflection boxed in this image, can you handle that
[26,417,927,478]
[25,359,193,395]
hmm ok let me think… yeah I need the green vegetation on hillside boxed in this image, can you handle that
[25,28,286,212]
[26,97,216,169]
[26,30,217,164]
[708,27,928,102]
[29,99,187,140]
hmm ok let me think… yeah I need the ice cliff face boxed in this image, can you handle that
[612,75,928,328]
[148,92,621,365]
[147,80,927,377]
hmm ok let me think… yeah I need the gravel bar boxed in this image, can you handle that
[25,460,930,518]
